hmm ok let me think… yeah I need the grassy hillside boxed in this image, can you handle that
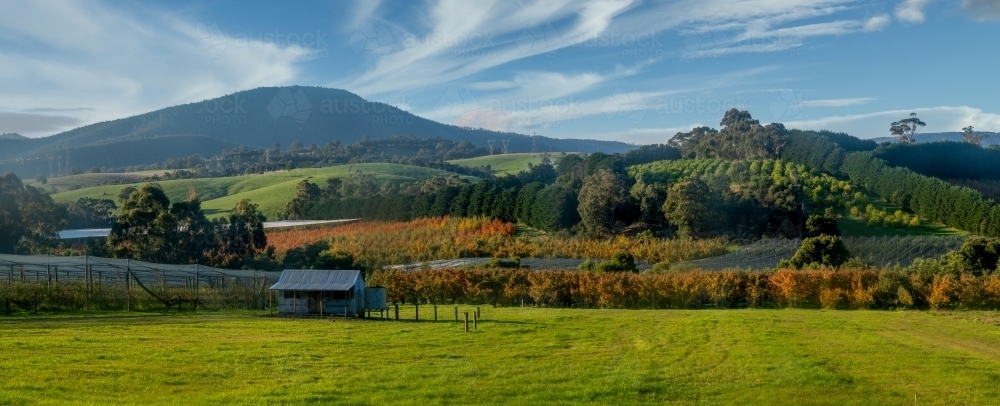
[50,163,479,219]
[448,153,573,175]
[836,198,965,237]
[3,309,1000,404]
[26,170,170,192]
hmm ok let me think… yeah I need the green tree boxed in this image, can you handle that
[577,169,626,236]
[170,198,214,264]
[106,184,177,262]
[962,126,988,146]
[805,208,841,237]
[890,113,926,144]
[0,173,63,253]
[779,235,851,269]
[208,199,269,269]
[952,237,1000,276]
[65,197,117,228]
[663,177,710,238]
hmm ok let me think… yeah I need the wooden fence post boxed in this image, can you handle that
[126,261,131,312]
[454,306,458,322]
[434,305,438,321]
[85,255,90,312]
[394,303,399,320]
[477,306,481,320]
[415,303,419,321]
[474,312,477,330]
[464,312,469,332]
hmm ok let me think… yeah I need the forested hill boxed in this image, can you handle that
[0,86,632,177]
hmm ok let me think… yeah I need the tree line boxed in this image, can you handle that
[0,172,273,269]
[774,129,1000,237]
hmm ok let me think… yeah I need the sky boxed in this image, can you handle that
[0,0,998,144]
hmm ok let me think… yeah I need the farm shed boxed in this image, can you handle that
[269,270,377,316]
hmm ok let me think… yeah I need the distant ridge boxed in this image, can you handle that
[871,132,1000,145]
[0,132,26,140]
[0,86,634,177]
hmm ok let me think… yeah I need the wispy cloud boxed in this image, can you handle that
[0,0,309,136]
[896,0,932,24]
[800,97,875,107]
[341,0,639,96]
[864,14,892,31]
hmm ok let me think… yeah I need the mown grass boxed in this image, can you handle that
[448,153,574,175]
[48,163,478,219]
[2,308,1000,405]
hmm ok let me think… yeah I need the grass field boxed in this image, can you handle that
[448,153,573,175]
[837,198,965,237]
[48,164,478,219]
[25,170,170,192]
[2,308,1000,405]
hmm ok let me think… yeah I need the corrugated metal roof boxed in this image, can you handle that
[269,270,361,291]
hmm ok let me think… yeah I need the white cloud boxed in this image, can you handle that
[961,0,1000,21]
[0,0,308,137]
[651,1,892,58]
[896,0,932,24]
[785,106,1000,138]
[863,14,891,31]
[342,0,639,96]
[800,97,875,107]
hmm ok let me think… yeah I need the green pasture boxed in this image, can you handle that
[2,308,1000,405]
[47,163,478,219]
[837,198,965,237]
[449,153,572,175]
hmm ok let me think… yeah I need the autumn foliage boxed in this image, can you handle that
[266,217,728,268]
[369,268,1000,310]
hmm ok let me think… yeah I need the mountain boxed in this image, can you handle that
[871,132,1000,145]
[0,133,26,140]
[0,87,634,178]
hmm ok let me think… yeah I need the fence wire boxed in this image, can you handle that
[0,254,282,313]
[677,236,967,270]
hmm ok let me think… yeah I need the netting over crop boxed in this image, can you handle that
[0,254,282,313]
[677,236,966,270]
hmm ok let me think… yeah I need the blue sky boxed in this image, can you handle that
[1,0,998,143]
